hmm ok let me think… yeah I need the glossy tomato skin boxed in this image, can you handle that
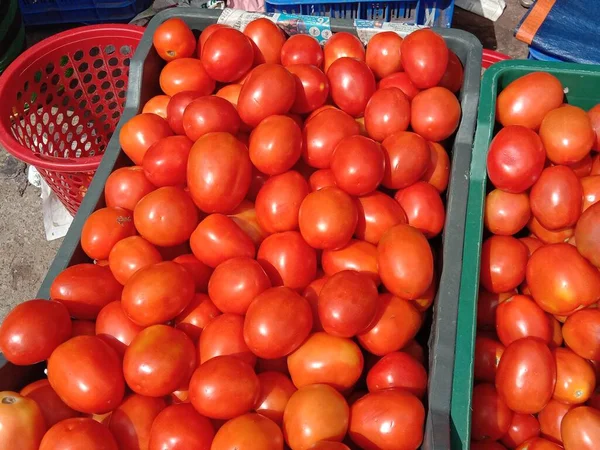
[0,299,71,365]
[288,64,330,115]
[302,276,328,332]
[355,191,407,244]
[254,372,297,425]
[553,347,596,405]
[349,389,425,450]
[197,23,226,57]
[562,309,600,361]
[182,96,241,141]
[528,216,574,244]
[485,189,531,236]
[367,352,428,398]
[81,207,136,261]
[153,18,195,61]
[477,290,515,331]
[480,236,529,294]
[575,201,600,267]
[561,406,600,450]
[281,34,324,67]
[381,131,430,189]
[20,379,79,428]
[365,31,403,79]
[321,239,379,285]
[330,136,385,196]
[187,132,252,214]
[120,113,174,165]
[109,395,166,450]
[149,404,214,450]
[108,236,162,285]
[40,418,118,450]
[364,87,410,142]
[496,294,552,346]
[212,413,283,450]
[540,105,595,165]
[199,313,256,366]
[496,72,564,130]
[474,336,505,383]
[47,336,125,414]
[105,166,155,211]
[500,413,541,448]
[470,442,508,450]
[495,337,556,414]
[515,438,562,449]
[249,115,302,175]
[327,57,376,118]
[439,50,464,93]
[160,58,215,97]
[142,95,170,118]
[173,254,213,292]
[471,383,513,441]
[323,32,365,72]
[581,175,600,211]
[395,181,445,238]
[401,29,448,89]
[309,169,336,191]
[411,86,461,142]
[0,391,45,450]
[175,293,220,341]
[166,90,204,135]
[378,71,421,100]
[422,141,450,192]
[201,28,253,82]
[244,18,285,65]
[50,264,122,320]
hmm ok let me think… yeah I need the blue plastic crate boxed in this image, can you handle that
[266,0,455,27]
[528,46,564,62]
[18,0,151,26]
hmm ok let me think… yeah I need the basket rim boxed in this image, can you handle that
[0,24,144,172]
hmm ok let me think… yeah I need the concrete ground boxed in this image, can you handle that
[0,3,529,323]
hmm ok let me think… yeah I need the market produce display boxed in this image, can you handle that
[471,72,600,450]
[0,17,465,450]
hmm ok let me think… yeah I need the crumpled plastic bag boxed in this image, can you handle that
[130,0,227,27]
[455,0,506,22]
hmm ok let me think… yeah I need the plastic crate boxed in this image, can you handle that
[18,0,151,26]
[0,9,481,449]
[266,0,455,27]
[451,59,600,450]
[528,45,564,62]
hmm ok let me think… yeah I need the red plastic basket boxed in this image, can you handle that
[482,49,511,69]
[0,25,144,216]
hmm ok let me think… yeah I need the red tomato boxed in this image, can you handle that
[153,18,195,61]
[496,295,552,346]
[349,389,424,449]
[81,207,136,261]
[108,236,162,285]
[120,113,174,165]
[253,372,296,425]
[173,254,213,292]
[247,116,302,176]
[526,243,600,315]
[365,31,403,79]
[484,189,531,236]
[160,58,215,97]
[477,290,515,331]
[587,104,600,151]
[330,136,385,196]
[175,293,221,341]
[400,29,448,89]
[561,406,600,450]
[288,64,330,114]
[470,442,508,450]
[47,336,124,413]
[501,413,541,449]
[323,32,365,72]
[575,201,600,267]
[39,417,117,450]
[355,191,407,244]
[553,347,596,405]
[187,132,252,214]
[327,57,375,118]
[480,236,528,294]
[228,201,270,247]
[281,34,324,68]
[364,87,410,142]
[20,379,79,428]
[216,84,242,108]
[439,50,464,93]
[566,153,593,178]
[247,168,269,202]
[495,337,556,414]
[189,355,259,419]
[199,313,255,366]
[142,94,170,118]
[471,383,513,441]
[121,261,195,326]
[50,264,122,320]
[182,96,241,141]
[381,131,430,189]
[96,301,144,356]
[243,18,285,65]
[395,181,445,238]
[540,105,595,165]
[581,175,600,211]
[197,23,227,57]
[201,28,253,82]
[0,391,45,450]
[105,166,155,211]
[422,141,450,192]
[149,403,215,450]
[562,309,600,361]
[474,336,505,383]
[283,384,349,449]
[109,395,166,450]
[411,86,461,142]
[378,71,421,100]
[357,294,422,355]
[212,413,283,450]
[302,276,328,332]
[366,351,427,398]
[309,169,336,191]
[538,399,574,444]
[516,438,562,449]
[321,239,379,285]
[308,442,350,450]
[166,90,204,135]
[528,216,574,244]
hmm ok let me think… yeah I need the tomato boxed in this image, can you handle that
[281,34,324,68]
[366,351,427,398]
[199,313,256,366]
[420,143,448,193]
[200,27,254,82]
[485,189,531,236]
[496,294,552,346]
[160,58,215,97]
[470,442,508,450]
[363,87,410,142]
[487,126,546,193]
[381,131,430,189]
[189,355,259,419]
[582,175,600,211]
[516,438,562,449]
[395,181,445,238]
[327,58,375,118]
[257,231,317,290]
[562,309,600,360]
[308,442,350,450]
[20,379,79,428]
[365,31,403,79]
[309,169,336,191]
[40,417,117,450]
[255,171,308,233]
[120,113,174,165]
[496,337,556,414]
[439,50,464,93]
[256,357,290,375]
[174,293,220,341]
[378,71,421,100]
[254,372,296,425]
[198,23,227,57]
[474,336,505,383]
[321,239,378,285]
[153,18,195,61]
[173,254,213,292]
[212,413,283,450]
[149,404,214,450]
[323,32,365,72]
[166,90,204,135]
[228,200,270,246]
[566,153,593,178]
[241,18,284,65]
[142,94,170,118]
[561,406,600,450]
[329,136,384,196]
[187,132,252,214]
[182,96,241,141]
[471,383,513,441]
[121,261,194,326]
[108,395,165,450]
[538,399,575,444]
[247,167,269,201]
[95,301,143,356]
[478,290,514,331]
[0,391,44,450]
[539,105,594,165]
[526,243,600,315]
[575,201,600,267]
[500,413,541,449]
[302,276,328,332]
[216,84,242,108]
[496,72,564,130]
[411,86,461,142]
[50,264,122,320]
[105,166,155,211]
[283,384,349,449]
[108,236,162,285]
[349,389,424,449]
[480,236,528,294]
[81,207,136,261]
[355,191,407,244]
[401,29,448,89]
[249,115,302,175]
[553,347,596,405]
[528,217,574,244]
[288,64,330,115]
[47,336,124,413]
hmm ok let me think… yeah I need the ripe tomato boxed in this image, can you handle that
[105,166,155,211]
[173,254,213,292]
[553,347,596,405]
[121,261,195,326]
[288,64,330,115]
[495,337,556,414]
[283,384,349,449]
[20,379,79,428]
[175,293,220,341]
[501,413,541,449]
[140,135,192,185]
[470,442,508,450]
[538,399,574,444]
[496,294,552,346]
[395,181,445,238]
[540,105,595,165]
[477,290,514,331]
[323,32,365,72]
[120,113,174,165]
[149,404,214,450]
[484,189,531,236]
[422,141,450,192]
[142,94,170,118]
[355,191,407,244]
[298,186,358,250]
[327,57,376,118]
[471,383,513,441]
[228,200,269,247]
[364,87,410,142]
[516,438,562,449]
[401,29,448,89]
[187,132,252,214]
[81,207,136,261]
[439,50,464,93]
[50,264,122,320]
[381,131,430,189]
[526,243,600,315]
[197,23,227,57]
[474,336,505,383]
[182,96,241,141]
[365,31,403,79]
[567,153,593,177]
[378,71,421,100]
[199,313,256,366]
[561,406,600,450]
[41,418,117,450]
[109,395,166,450]
[244,18,285,65]
[321,239,379,285]
[254,372,297,425]
[212,413,283,450]
[216,84,242,108]
[575,201,600,267]
[159,58,215,97]
[496,72,564,130]
[480,236,528,294]
[249,115,302,175]
[108,236,162,285]
[582,175,600,211]
[528,217,574,244]
[562,309,600,361]
[47,336,124,413]
[308,442,350,450]
[189,355,259,420]
[257,231,317,290]
[302,276,328,332]
[153,18,195,61]
[0,299,70,365]
[309,169,336,191]
[255,171,308,233]
[349,389,424,449]
[411,86,461,142]
[281,34,324,68]
[366,351,427,398]
[330,135,384,196]
[487,126,546,193]
[201,27,254,82]
[166,90,204,135]
[96,300,143,356]
[0,391,45,450]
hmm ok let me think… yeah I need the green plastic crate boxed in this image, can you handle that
[451,59,600,450]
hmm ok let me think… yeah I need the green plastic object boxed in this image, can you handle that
[451,59,600,450]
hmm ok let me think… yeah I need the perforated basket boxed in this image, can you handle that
[0,25,144,216]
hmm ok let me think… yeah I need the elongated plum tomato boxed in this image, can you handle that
[540,105,595,164]
[364,87,410,142]
[187,132,252,214]
[400,29,448,89]
[238,64,296,127]
[159,58,215,97]
[327,57,376,118]
[552,347,596,404]
[199,313,256,366]
[537,399,574,444]
[561,406,600,450]
[175,293,220,341]
[108,236,162,286]
[479,235,528,294]
[496,72,564,130]
[366,351,428,397]
[109,394,166,450]
[152,18,196,61]
[378,71,421,100]
[321,239,379,285]
[182,96,241,141]
[439,50,464,93]
[495,294,552,346]
[500,413,540,449]
[575,201,600,267]
[212,413,283,450]
[120,113,174,165]
[249,115,302,175]
[411,86,461,142]
[149,403,215,450]
[142,95,170,118]
[201,28,254,82]
[581,175,600,211]
[142,136,192,187]
[197,23,226,57]
[81,206,136,261]
[40,417,118,450]
[244,18,285,65]
[104,166,155,211]
[20,379,79,428]
[173,254,213,292]
[471,383,513,441]
[381,131,430,189]
[484,189,531,235]
[323,32,365,72]
[288,64,330,115]
[486,125,546,193]
[281,34,324,68]
[365,31,403,79]
[562,309,600,361]
[474,336,505,383]
[355,191,407,244]
[216,84,242,108]
[166,90,204,135]
[394,181,445,238]
[96,301,144,356]
[254,372,297,425]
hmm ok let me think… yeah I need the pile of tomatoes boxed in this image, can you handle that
[471,72,600,450]
[0,16,465,450]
